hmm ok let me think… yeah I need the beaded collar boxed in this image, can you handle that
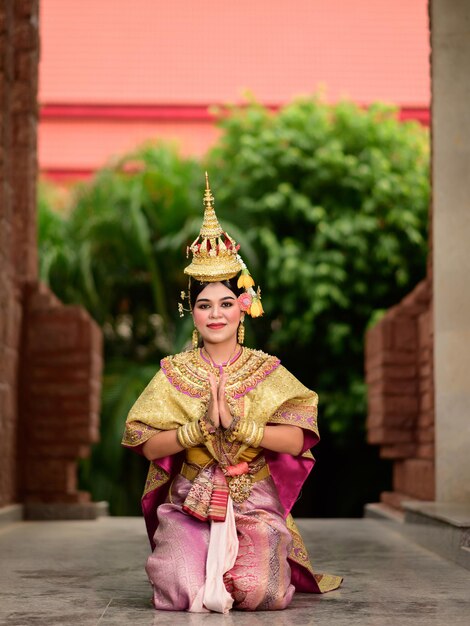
[199,345,243,374]
[161,347,280,399]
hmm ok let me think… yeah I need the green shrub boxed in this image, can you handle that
[208,97,429,439]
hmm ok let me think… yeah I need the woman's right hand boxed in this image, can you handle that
[207,372,220,428]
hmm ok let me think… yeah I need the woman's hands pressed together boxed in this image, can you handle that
[208,372,233,430]
[142,366,305,461]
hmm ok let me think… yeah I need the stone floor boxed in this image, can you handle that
[1,517,470,626]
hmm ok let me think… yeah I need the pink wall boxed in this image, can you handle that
[39,117,221,174]
[38,0,430,178]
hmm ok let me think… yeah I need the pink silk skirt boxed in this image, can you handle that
[145,471,295,612]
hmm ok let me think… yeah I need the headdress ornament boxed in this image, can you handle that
[184,172,241,282]
[180,173,263,318]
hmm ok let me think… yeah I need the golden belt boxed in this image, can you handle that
[180,460,270,503]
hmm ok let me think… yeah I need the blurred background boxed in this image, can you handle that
[36,0,430,517]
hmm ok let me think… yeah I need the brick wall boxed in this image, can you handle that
[19,283,102,506]
[0,0,39,508]
[365,278,434,508]
[0,0,103,514]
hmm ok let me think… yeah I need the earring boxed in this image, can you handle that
[237,321,245,345]
[192,328,199,349]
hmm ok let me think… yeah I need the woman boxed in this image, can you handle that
[122,174,342,612]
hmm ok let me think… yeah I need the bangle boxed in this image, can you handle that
[200,414,216,441]
[228,419,264,448]
[176,420,205,448]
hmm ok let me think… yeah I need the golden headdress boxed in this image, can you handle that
[181,173,263,317]
[184,172,241,282]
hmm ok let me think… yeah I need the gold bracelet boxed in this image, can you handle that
[250,424,264,448]
[229,420,264,447]
[177,420,205,448]
[176,424,190,448]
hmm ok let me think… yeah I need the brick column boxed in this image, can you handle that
[365,279,435,508]
[19,283,103,516]
[0,0,104,517]
[0,0,39,508]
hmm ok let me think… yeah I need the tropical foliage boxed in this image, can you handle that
[38,97,430,516]
[209,97,429,434]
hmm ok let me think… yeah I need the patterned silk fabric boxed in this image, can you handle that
[146,471,295,611]
[122,347,342,609]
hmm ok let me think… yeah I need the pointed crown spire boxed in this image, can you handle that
[184,172,241,282]
[200,172,223,238]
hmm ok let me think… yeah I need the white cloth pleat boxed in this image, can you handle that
[189,496,239,613]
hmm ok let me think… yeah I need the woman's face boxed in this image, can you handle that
[193,282,243,346]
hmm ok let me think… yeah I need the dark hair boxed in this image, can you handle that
[189,277,243,310]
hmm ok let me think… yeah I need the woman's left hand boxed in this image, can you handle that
[217,372,233,429]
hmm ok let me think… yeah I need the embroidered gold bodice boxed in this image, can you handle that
[123,347,319,451]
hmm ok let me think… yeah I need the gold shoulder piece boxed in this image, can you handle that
[161,350,208,398]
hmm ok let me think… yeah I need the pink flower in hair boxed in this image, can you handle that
[238,292,252,312]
